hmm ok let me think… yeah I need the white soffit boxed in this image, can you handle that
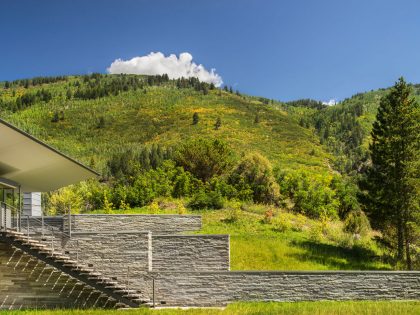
[0,118,99,192]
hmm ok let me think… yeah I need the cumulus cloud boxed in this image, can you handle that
[107,52,223,87]
[322,99,337,106]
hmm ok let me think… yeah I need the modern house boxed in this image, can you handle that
[0,118,419,310]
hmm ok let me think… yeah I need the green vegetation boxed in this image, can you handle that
[1,301,419,315]
[1,74,419,270]
[360,78,420,269]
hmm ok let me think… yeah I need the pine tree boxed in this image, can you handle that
[66,89,72,100]
[97,116,105,129]
[51,111,59,123]
[192,112,199,125]
[362,77,419,269]
[214,117,222,130]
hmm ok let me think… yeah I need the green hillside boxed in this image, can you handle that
[0,74,330,174]
[288,85,420,175]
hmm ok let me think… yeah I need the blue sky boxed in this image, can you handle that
[1,0,420,102]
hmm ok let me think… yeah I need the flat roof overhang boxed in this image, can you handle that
[0,118,99,192]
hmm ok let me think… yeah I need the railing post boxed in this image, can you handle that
[68,205,71,238]
[1,203,4,231]
[152,277,155,308]
[76,240,79,266]
[126,266,129,290]
[41,212,44,237]
[26,215,30,240]
[51,229,54,251]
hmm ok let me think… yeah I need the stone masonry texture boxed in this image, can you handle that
[148,271,420,306]
[63,214,201,233]
[152,235,230,271]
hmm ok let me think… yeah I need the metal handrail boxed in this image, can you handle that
[141,272,156,308]
[26,215,79,265]
[0,201,19,212]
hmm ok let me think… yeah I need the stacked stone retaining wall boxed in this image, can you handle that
[147,271,420,306]
[63,214,201,234]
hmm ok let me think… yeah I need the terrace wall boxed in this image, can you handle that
[147,271,420,306]
[63,214,201,234]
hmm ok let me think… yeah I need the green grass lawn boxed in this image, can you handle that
[2,301,419,315]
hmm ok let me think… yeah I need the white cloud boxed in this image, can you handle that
[322,99,337,106]
[107,52,223,87]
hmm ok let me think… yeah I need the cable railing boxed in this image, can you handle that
[2,206,153,306]
[24,214,80,263]
[22,214,144,295]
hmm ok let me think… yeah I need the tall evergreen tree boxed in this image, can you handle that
[192,112,199,125]
[361,77,419,269]
[214,117,222,130]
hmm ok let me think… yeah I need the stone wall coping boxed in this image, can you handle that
[66,214,202,218]
[149,270,420,275]
[67,232,229,237]
[69,231,151,235]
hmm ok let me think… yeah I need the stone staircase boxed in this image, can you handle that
[0,229,150,309]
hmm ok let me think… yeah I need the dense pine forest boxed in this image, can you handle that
[0,74,418,270]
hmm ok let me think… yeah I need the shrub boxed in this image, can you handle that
[226,202,242,223]
[229,153,280,204]
[209,176,239,199]
[330,175,360,219]
[292,214,308,232]
[48,185,83,215]
[344,210,371,237]
[272,214,292,232]
[277,170,339,219]
[188,190,224,210]
[103,190,114,214]
[309,222,324,242]
[263,208,274,224]
[172,168,199,198]
[175,138,234,182]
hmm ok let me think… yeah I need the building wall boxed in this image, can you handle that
[22,192,42,217]
[63,214,202,234]
[148,271,420,306]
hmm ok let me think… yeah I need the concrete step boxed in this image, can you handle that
[30,243,48,249]
[114,289,138,294]
[6,230,24,236]
[123,293,144,299]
